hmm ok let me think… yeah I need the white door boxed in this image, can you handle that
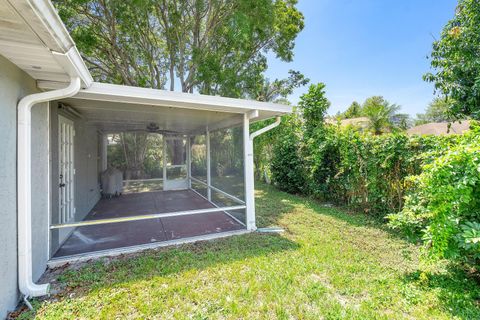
[58,115,75,224]
[163,136,188,190]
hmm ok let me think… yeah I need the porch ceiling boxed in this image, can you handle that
[59,97,245,134]
[58,82,291,134]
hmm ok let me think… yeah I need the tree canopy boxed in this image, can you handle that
[338,96,407,134]
[54,0,304,97]
[298,83,331,134]
[362,96,401,135]
[424,0,480,120]
[342,101,362,119]
[252,70,309,103]
[415,97,454,125]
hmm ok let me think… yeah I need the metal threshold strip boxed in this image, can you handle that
[50,205,247,229]
[47,229,251,268]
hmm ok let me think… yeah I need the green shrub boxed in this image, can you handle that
[303,126,342,200]
[389,128,480,266]
[265,122,461,217]
[252,118,279,182]
[261,113,479,266]
[270,114,307,194]
[304,127,443,216]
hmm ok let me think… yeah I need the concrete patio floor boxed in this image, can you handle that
[53,190,245,258]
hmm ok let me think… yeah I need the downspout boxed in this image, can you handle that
[17,76,81,297]
[244,115,282,231]
[249,116,281,140]
[249,115,281,184]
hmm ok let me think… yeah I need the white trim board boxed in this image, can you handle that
[38,82,291,120]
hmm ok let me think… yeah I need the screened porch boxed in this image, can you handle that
[48,92,254,262]
[40,83,288,264]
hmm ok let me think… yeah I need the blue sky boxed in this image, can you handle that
[265,0,458,116]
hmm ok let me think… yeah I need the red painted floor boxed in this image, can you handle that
[53,190,245,258]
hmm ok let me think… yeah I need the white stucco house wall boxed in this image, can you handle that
[0,0,291,318]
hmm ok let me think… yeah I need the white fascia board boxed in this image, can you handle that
[73,82,293,115]
[51,48,93,88]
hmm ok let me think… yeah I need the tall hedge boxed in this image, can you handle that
[270,113,307,194]
[268,119,461,217]
[389,127,480,265]
[263,118,480,266]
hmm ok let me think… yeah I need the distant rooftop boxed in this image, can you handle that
[407,121,471,136]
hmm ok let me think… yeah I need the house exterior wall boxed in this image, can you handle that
[0,54,49,319]
[31,103,50,281]
[49,104,100,256]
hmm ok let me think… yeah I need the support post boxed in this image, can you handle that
[243,113,256,230]
[187,135,191,188]
[206,127,211,201]
[101,134,108,171]
[162,135,167,191]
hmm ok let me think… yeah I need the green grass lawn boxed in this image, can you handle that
[122,179,163,194]
[20,184,480,319]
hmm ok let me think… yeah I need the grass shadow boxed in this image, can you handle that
[256,183,480,318]
[256,182,381,227]
[254,183,297,228]
[255,182,418,244]
[40,232,299,301]
[402,264,480,319]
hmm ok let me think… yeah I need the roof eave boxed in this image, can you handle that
[38,81,292,117]
[7,0,93,87]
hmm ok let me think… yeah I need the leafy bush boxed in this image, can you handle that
[265,121,462,217]
[258,93,479,266]
[252,118,279,182]
[257,110,480,265]
[107,133,163,179]
[389,128,480,265]
[270,114,306,194]
[302,127,458,216]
